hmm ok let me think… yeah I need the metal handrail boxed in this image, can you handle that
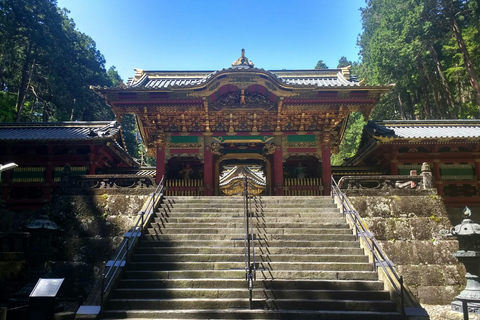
[243,176,256,309]
[331,176,405,316]
[100,176,165,314]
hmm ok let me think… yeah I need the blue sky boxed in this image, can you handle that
[56,0,365,81]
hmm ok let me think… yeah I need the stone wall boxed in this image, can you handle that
[346,190,465,305]
[0,190,152,309]
[47,193,150,299]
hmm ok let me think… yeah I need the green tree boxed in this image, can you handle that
[0,0,113,122]
[107,66,123,87]
[337,56,352,68]
[358,0,480,120]
[331,112,365,165]
[314,60,328,69]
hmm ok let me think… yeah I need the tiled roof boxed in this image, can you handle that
[367,120,480,139]
[0,121,121,141]
[125,68,361,90]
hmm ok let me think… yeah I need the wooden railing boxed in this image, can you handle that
[283,178,323,196]
[164,179,204,196]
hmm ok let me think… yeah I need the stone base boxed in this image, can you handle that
[452,300,480,314]
[441,310,480,320]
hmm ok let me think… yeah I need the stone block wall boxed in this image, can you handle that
[0,190,151,308]
[346,190,465,305]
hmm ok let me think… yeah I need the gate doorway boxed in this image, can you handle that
[216,156,270,196]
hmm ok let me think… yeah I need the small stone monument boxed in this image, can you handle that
[421,162,433,189]
[450,206,480,316]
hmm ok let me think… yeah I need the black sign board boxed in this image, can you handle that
[29,278,64,298]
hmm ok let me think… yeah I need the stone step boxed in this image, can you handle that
[149,222,351,229]
[102,309,403,320]
[134,246,365,255]
[116,279,386,291]
[151,217,348,224]
[112,288,391,300]
[152,217,351,232]
[154,213,342,220]
[162,205,339,210]
[138,239,362,248]
[101,195,400,320]
[107,298,397,312]
[127,261,374,272]
[141,233,357,241]
[156,211,340,217]
[146,227,353,235]
[130,254,368,263]
[122,270,380,281]
[165,195,333,201]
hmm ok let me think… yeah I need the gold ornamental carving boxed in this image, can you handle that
[211,143,223,155]
[167,143,202,149]
[263,143,276,155]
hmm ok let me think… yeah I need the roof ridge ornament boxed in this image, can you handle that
[232,49,255,68]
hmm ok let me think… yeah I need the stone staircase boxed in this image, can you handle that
[102,196,403,319]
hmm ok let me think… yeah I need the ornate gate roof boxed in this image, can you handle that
[92,50,391,155]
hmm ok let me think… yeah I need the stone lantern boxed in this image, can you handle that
[450,206,480,314]
[25,211,60,261]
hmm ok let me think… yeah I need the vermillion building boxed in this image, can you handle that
[93,51,390,196]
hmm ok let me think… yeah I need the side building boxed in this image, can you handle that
[0,121,139,211]
[347,119,480,211]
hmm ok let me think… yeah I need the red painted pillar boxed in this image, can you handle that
[44,162,54,202]
[390,159,399,175]
[475,159,480,180]
[88,146,96,174]
[433,159,442,196]
[204,146,213,196]
[1,170,12,202]
[274,145,284,196]
[322,146,331,195]
[156,146,165,184]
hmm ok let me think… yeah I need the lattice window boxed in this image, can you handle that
[440,163,474,180]
[53,166,88,182]
[398,163,423,175]
[12,167,46,183]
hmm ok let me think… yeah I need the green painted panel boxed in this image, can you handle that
[170,136,199,143]
[213,135,273,142]
[287,135,316,142]
[12,167,46,182]
[223,149,263,154]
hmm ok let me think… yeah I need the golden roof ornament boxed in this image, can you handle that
[232,49,255,68]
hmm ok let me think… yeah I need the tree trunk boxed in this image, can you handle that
[419,56,447,119]
[15,43,35,122]
[421,80,432,119]
[451,15,480,109]
[0,51,9,91]
[430,46,456,112]
[397,93,406,120]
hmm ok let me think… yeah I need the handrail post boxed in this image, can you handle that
[100,273,105,319]
[331,175,406,314]
[400,276,406,319]
[97,175,165,315]
[243,175,255,309]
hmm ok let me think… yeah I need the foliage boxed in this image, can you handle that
[331,112,365,165]
[0,0,114,122]
[357,0,480,119]
[0,0,148,161]
[121,114,140,159]
[314,60,328,69]
[337,56,352,68]
[331,0,480,164]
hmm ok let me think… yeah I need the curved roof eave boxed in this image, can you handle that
[94,67,393,93]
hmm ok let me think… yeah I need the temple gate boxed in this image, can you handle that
[94,50,389,196]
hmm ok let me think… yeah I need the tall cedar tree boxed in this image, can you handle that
[0,0,114,122]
